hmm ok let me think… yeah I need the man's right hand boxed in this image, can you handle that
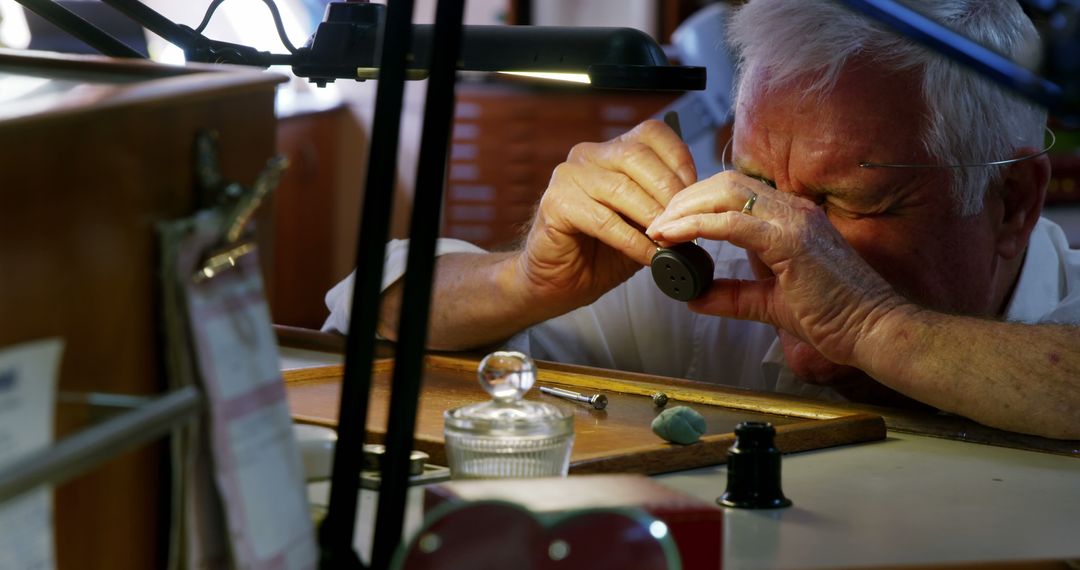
[375,119,695,350]
[510,119,698,314]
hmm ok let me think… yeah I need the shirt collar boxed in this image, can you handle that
[1003,218,1063,323]
[761,337,786,379]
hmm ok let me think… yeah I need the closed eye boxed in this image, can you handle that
[822,199,896,220]
[749,175,776,189]
[822,202,865,220]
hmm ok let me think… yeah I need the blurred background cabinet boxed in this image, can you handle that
[444,82,678,250]
[271,100,368,329]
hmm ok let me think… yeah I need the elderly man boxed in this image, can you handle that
[325,0,1079,439]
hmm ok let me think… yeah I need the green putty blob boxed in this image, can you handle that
[651,405,706,445]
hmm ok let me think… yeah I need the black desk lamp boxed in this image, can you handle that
[13,0,704,91]
[12,2,704,568]
[293,1,705,90]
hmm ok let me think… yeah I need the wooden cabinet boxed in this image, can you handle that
[0,51,282,569]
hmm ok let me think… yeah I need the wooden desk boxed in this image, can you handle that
[280,343,1080,568]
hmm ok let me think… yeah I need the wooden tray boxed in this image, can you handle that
[283,354,886,475]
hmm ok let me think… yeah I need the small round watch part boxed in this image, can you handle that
[652,392,669,407]
[651,242,715,302]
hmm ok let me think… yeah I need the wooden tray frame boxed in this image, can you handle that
[283,353,886,475]
[276,326,1080,459]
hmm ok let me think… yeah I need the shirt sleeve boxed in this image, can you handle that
[321,238,487,333]
[505,239,773,383]
[505,239,766,379]
[504,266,701,377]
[322,237,769,387]
[1044,223,1080,324]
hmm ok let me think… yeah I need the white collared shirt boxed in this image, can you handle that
[323,218,1080,398]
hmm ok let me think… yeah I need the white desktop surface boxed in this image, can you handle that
[280,346,345,370]
[660,433,1080,569]
[280,347,1080,568]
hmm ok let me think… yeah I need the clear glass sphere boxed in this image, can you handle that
[477,351,536,401]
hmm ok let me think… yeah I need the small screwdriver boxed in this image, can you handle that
[539,386,608,410]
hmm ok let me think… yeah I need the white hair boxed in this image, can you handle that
[728,0,1047,216]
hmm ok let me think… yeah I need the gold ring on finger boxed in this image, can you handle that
[741,192,758,216]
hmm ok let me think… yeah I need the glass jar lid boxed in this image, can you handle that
[444,351,572,437]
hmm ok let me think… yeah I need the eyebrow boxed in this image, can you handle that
[733,160,860,201]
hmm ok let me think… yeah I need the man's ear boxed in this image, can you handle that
[995,150,1051,260]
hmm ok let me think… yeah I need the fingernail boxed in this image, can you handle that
[648,213,671,232]
[651,221,674,236]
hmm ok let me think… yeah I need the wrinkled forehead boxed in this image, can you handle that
[732,61,932,166]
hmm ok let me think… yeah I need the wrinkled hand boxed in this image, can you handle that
[646,170,905,368]
[514,120,697,312]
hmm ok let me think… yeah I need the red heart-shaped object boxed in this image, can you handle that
[393,500,681,570]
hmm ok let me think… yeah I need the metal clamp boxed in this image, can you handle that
[191,131,288,283]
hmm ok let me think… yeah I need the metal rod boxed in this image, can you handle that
[0,386,200,505]
[370,0,466,567]
[318,0,415,567]
[57,391,152,409]
[99,0,197,49]
[512,0,532,25]
[13,0,146,58]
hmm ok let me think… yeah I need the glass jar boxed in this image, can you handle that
[443,351,573,479]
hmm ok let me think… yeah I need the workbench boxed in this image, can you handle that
[280,342,1080,569]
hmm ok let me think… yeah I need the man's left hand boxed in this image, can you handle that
[646,170,907,370]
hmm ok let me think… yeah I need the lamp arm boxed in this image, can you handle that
[18,0,703,90]
[17,0,293,68]
[13,0,146,58]
[99,0,197,48]
[99,0,294,67]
